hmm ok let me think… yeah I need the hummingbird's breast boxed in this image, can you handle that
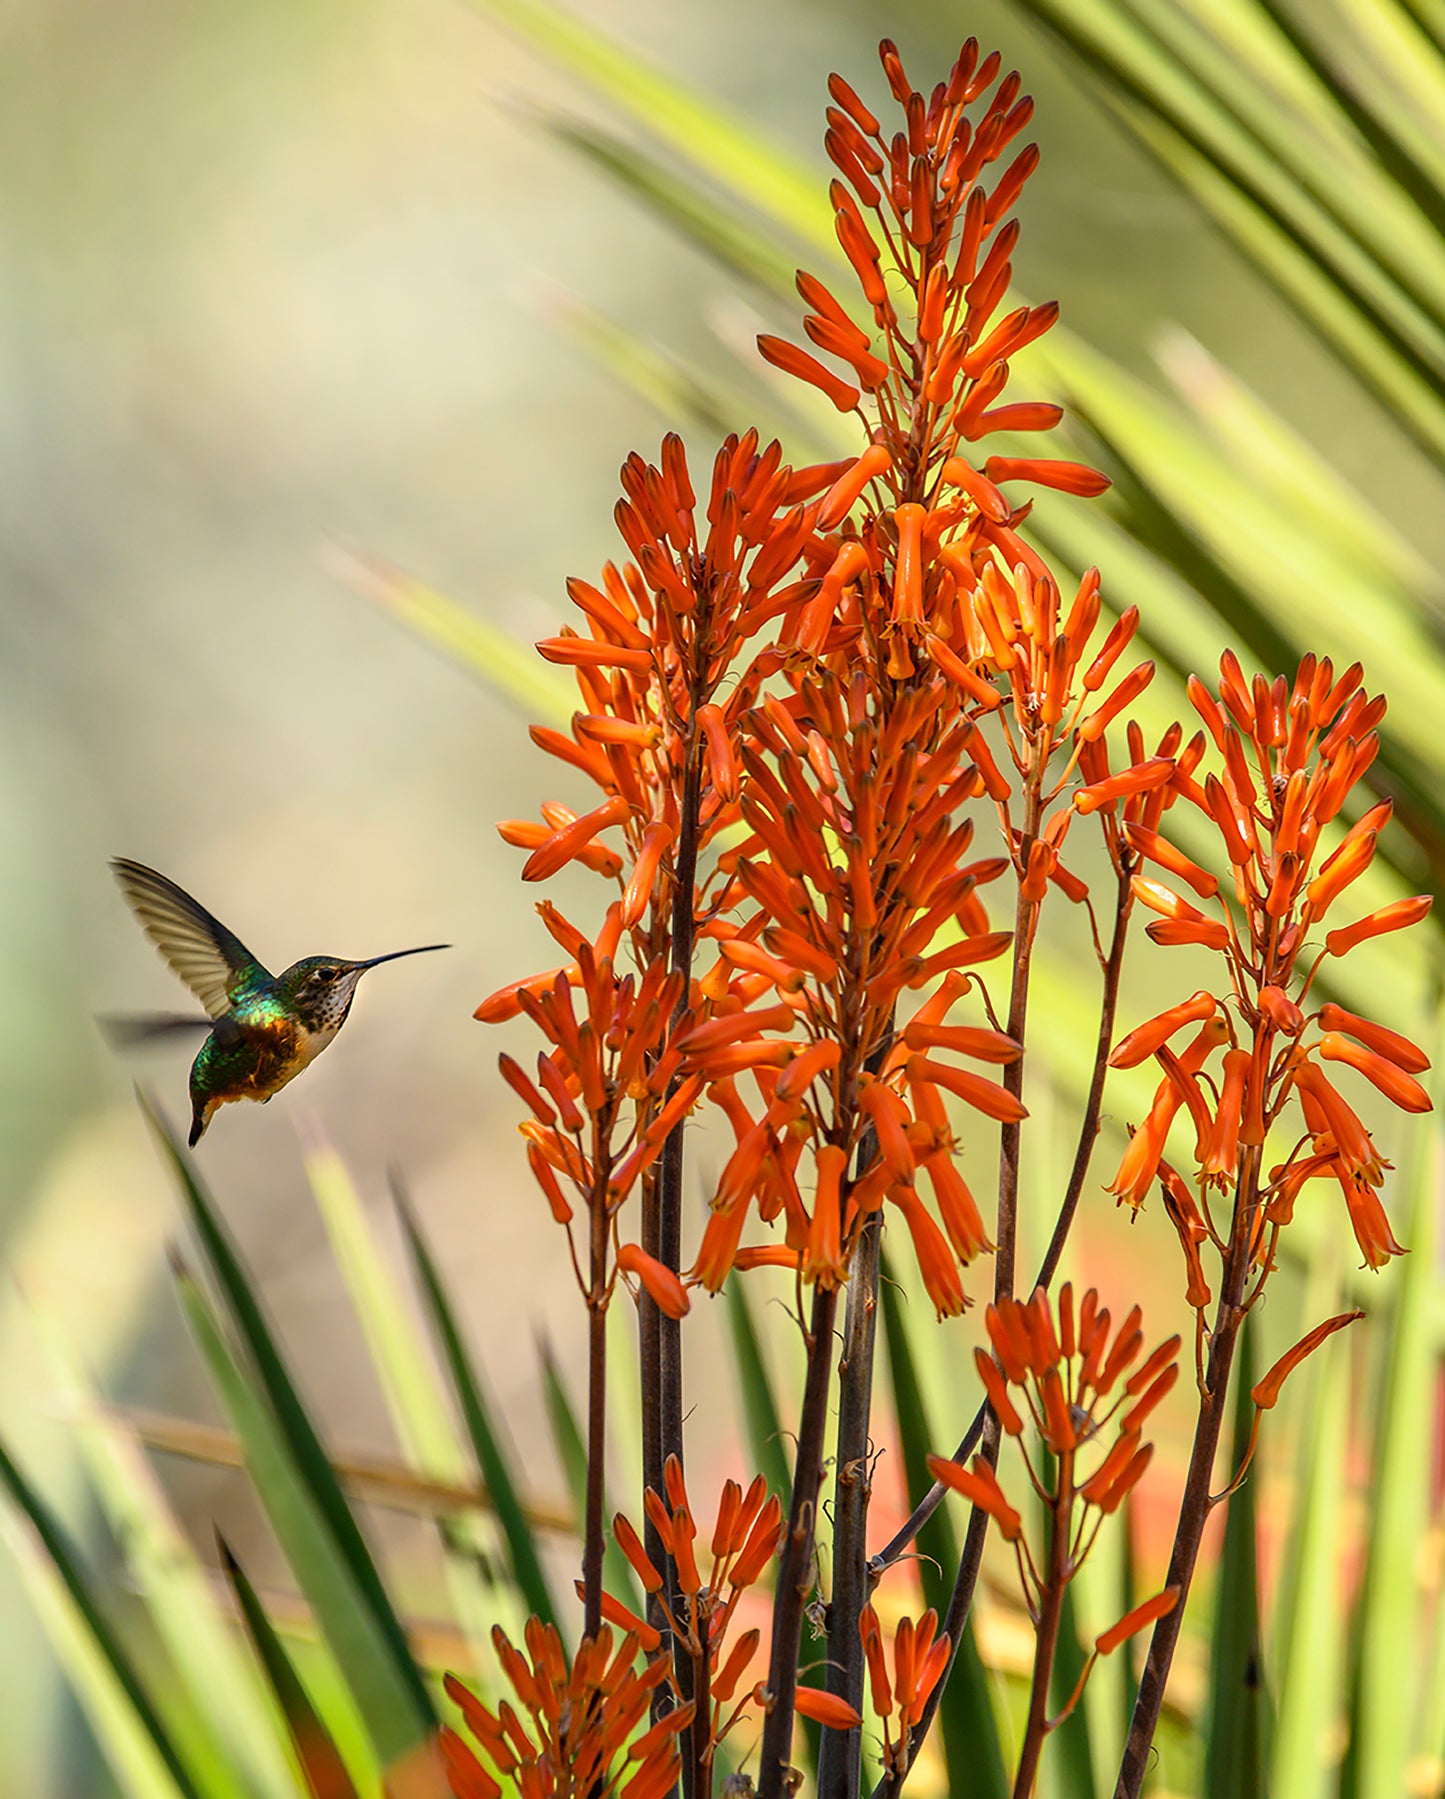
[191,991,341,1110]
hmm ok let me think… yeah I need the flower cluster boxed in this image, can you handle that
[604,1458,784,1777]
[478,917,694,1317]
[929,1286,1179,1786]
[499,430,821,942]
[1105,652,1432,1272]
[689,672,1018,1315]
[931,1285,1179,1566]
[857,1605,951,1780]
[767,37,1105,531]
[441,1622,689,1799]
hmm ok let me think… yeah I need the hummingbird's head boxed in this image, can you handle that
[279,944,448,1033]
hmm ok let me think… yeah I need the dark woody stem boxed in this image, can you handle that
[689,1605,712,1799]
[868,862,1133,1583]
[1115,1144,1263,1797]
[818,1208,882,1799]
[877,753,1089,1799]
[820,1034,894,1799]
[584,1180,610,1642]
[642,727,705,1789]
[1013,1461,1072,1799]
[757,1283,841,1799]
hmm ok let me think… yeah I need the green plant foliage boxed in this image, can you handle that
[217,1538,357,1799]
[396,1184,561,1630]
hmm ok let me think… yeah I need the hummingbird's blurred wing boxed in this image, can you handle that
[111,858,266,1018]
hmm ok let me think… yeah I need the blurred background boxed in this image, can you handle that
[3,0,1442,1794]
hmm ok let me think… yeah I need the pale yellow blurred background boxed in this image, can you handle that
[1,1,1430,1791]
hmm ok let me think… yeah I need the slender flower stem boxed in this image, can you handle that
[1013,1459,1072,1799]
[689,1604,711,1799]
[757,1284,841,1799]
[997,777,1047,1299]
[584,1187,610,1642]
[873,761,1062,1799]
[819,1207,882,1799]
[868,865,1133,1581]
[642,722,705,1791]
[1115,1145,1263,1798]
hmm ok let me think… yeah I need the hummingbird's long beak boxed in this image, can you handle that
[354,944,450,971]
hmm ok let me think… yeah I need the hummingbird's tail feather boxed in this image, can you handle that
[100,1012,214,1048]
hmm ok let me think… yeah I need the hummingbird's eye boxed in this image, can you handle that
[317,966,338,983]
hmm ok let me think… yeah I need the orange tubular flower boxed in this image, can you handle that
[1252,1310,1364,1410]
[859,1605,950,1778]
[1107,653,1429,1278]
[937,1285,1175,1544]
[442,1624,689,1799]
[604,1462,782,1769]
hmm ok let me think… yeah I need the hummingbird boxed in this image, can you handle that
[110,858,448,1146]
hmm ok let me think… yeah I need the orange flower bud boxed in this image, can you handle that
[859,1079,917,1180]
[1202,1048,1251,1179]
[1078,660,1155,743]
[817,442,894,529]
[1078,1428,1141,1507]
[793,1688,863,1730]
[1293,1064,1375,1172]
[774,1039,842,1102]
[1326,894,1433,957]
[986,1298,1034,1381]
[924,1154,993,1261]
[894,1189,966,1317]
[616,1244,690,1319]
[527,1142,574,1225]
[1120,1364,1178,1435]
[1252,1310,1364,1410]
[678,1005,796,1054]
[612,1512,663,1593]
[804,1143,848,1288]
[1147,916,1233,951]
[903,1021,1021,1063]
[523,796,631,883]
[1108,991,1217,1070]
[892,501,926,625]
[984,455,1111,497]
[1020,839,1057,901]
[939,455,1012,523]
[1317,1003,1430,1074]
[712,1628,762,1704]
[1259,985,1304,1034]
[1337,1169,1406,1269]
[969,401,1064,438]
[1040,1367,1076,1450]
[718,938,808,993]
[926,1453,1022,1541]
[1096,1588,1179,1658]
[756,334,861,411]
[696,702,739,805]
[1073,757,1174,814]
[859,1607,894,1719]
[826,71,880,135]
[621,820,675,927]
[1124,823,1219,901]
[732,1246,801,1273]
[905,1054,1028,1122]
[1305,829,1377,917]
[1319,1033,1432,1113]
[927,633,1005,710]
[974,1346,1023,1435]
